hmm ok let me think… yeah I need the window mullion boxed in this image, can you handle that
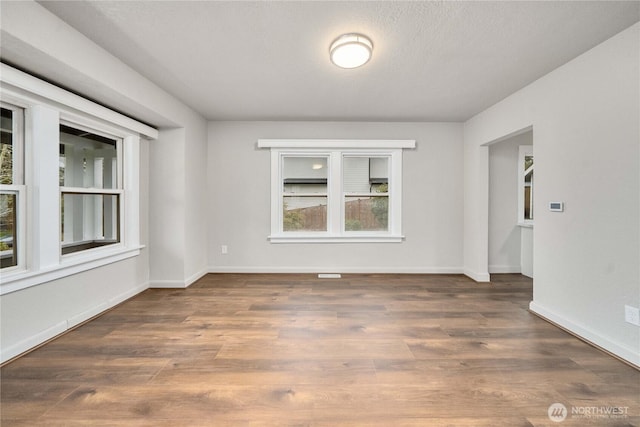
[30,105,61,269]
[328,151,342,235]
[122,135,139,247]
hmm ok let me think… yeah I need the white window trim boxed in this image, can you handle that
[260,139,415,243]
[0,64,153,295]
[258,139,416,149]
[518,145,534,227]
[0,102,26,273]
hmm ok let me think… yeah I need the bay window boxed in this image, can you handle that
[0,63,156,294]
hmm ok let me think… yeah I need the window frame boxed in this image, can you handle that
[0,63,157,295]
[259,139,415,243]
[0,102,26,272]
[518,145,534,226]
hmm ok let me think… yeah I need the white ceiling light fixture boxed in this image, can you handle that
[329,33,373,69]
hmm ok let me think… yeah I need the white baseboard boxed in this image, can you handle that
[67,282,148,328]
[463,268,491,282]
[529,301,640,368]
[488,265,522,274]
[149,269,208,289]
[149,280,189,289]
[1,282,148,364]
[1,321,68,364]
[207,266,465,274]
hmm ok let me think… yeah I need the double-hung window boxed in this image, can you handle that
[59,124,122,255]
[260,139,415,243]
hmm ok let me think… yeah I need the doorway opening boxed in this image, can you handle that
[487,128,533,278]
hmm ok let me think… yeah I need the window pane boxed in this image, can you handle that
[0,192,17,268]
[61,193,119,255]
[283,196,327,231]
[345,196,388,231]
[283,157,327,194]
[524,155,533,171]
[60,125,118,189]
[1,108,14,185]
[343,157,389,231]
[343,156,388,193]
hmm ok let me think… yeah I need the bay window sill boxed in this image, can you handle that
[0,245,144,296]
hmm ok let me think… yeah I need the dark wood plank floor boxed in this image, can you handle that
[1,274,638,426]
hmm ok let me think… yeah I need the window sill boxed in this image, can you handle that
[0,245,144,296]
[517,222,534,228]
[268,234,404,244]
[61,240,119,255]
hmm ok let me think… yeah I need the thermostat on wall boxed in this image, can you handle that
[549,202,564,212]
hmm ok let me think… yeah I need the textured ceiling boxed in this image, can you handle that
[37,1,640,122]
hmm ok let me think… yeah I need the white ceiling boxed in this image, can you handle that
[36,1,640,122]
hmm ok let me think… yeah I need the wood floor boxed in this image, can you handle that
[1,274,638,426]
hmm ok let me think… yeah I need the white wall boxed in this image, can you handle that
[148,118,208,287]
[149,128,187,284]
[208,121,464,273]
[184,119,209,284]
[0,1,208,361]
[488,131,532,273]
[464,23,640,365]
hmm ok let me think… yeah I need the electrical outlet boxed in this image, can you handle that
[221,245,228,255]
[624,305,640,326]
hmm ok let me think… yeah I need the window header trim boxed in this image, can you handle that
[0,63,158,139]
[258,139,416,149]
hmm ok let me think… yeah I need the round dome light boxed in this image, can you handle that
[329,33,373,69]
